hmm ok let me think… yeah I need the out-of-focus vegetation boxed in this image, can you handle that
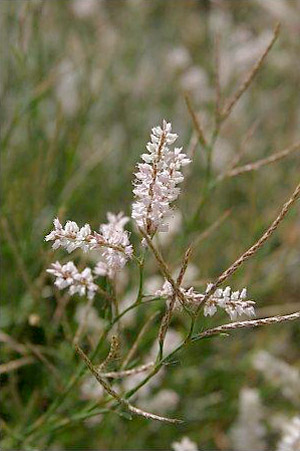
[1,1,299,449]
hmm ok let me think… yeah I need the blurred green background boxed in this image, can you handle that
[1,0,299,449]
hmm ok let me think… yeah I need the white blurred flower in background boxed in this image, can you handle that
[172,436,199,451]
[230,388,266,451]
[167,46,191,73]
[252,351,300,403]
[70,0,99,18]
[139,389,179,414]
[277,416,300,451]
[55,60,80,116]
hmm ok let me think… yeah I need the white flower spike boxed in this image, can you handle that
[132,120,191,235]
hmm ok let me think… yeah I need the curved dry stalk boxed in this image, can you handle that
[184,92,207,147]
[192,311,300,341]
[192,209,231,247]
[197,181,300,313]
[214,33,222,120]
[221,23,280,120]
[0,331,28,355]
[139,228,188,309]
[75,344,182,424]
[223,141,300,179]
[97,335,120,372]
[0,356,35,375]
[158,246,192,357]
[221,119,259,176]
[177,246,192,286]
[215,181,300,286]
[99,362,155,379]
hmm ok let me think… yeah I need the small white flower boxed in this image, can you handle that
[155,279,174,299]
[155,279,203,310]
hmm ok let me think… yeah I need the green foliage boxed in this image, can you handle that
[1,1,299,449]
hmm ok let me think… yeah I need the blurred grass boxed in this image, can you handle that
[1,0,300,449]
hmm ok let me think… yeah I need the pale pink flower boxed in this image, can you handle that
[204,285,256,320]
[47,261,98,300]
[94,212,133,278]
[156,280,255,320]
[45,212,133,278]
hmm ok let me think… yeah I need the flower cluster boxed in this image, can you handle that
[156,281,256,321]
[94,212,133,278]
[45,218,92,253]
[45,213,133,279]
[47,261,98,300]
[204,284,256,320]
[132,120,191,235]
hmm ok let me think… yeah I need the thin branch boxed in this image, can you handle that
[197,181,300,313]
[158,246,192,359]
[193,209,231,247]
[221,23,280,120]
[0,356,35,375]
[125,310,300,403]
[139,228,189,310]
[184,92,207,147]
[214,33,222,120]
[0,331,28,355]
[223,141,300,178]
[223,120,259,174]
[75,344,181,424]
[97,335,120,372]
[215,181,300,287]
[177,246,192,286]
[99,362,155,379]
[192,311,300,341]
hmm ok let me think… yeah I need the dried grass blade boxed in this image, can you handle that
[221,23,280,120]
[0,356,35,374]
[184,92,207,147]
[225,141,300,178]
[193,311,300,341]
